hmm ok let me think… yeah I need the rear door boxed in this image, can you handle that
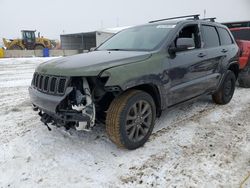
[198,24,226,88]
[217,26,241,67]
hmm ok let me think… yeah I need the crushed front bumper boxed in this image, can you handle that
[28,86,73,113]
[28,86,90,126]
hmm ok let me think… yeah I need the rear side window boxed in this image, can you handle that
[201,25,220,48]
[218,28,233,45]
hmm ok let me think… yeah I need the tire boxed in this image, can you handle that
[238,77,250,88]
[212,70,236,105]
[34,45,45,50]
[9,45,22,50]
[238,67,250,88]
[106,90,156,150]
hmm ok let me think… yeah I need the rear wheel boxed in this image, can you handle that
[212,70,236,105]
[106,90,156,150]
[34,45,45,50]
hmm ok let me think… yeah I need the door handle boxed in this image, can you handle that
[221,49,228,53]
[198,53,206,58]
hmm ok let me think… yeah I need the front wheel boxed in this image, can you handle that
[106,90,156,150]
[9,45,23,50]
[212,70,236,105]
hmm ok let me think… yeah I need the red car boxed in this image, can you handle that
[224,21,250,87]
[230,28,250,68]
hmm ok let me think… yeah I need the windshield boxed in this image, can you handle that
[97,24,175,51]
[231,29,250,41]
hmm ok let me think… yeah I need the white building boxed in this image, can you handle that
[60,26,130,51]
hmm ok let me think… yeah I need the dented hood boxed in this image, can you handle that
[36,50,152,76]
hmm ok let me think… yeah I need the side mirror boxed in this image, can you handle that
[169,38,195,54]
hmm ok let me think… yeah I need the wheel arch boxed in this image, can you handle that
[215,62,239,93]
[123,84,163,117]
[35,43,45,49]
[228,62,239,79]
[9,41,24,50]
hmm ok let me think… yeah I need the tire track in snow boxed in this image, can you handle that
[119,95,250,187]
[0,58,54,144]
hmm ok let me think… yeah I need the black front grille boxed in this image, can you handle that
[50,78,56,92]
[32,73,68,95]
[58,79,66,93]
[44,76,49,91]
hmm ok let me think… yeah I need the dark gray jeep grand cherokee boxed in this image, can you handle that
[29,15,239,149]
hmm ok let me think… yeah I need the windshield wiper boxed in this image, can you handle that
[99,48,147,51]
[106,49,123,51]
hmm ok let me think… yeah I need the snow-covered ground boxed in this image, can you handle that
[0,58,249,188]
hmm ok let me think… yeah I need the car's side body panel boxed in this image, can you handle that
[29,18,240,133]
[101,21,239,109]
[101,52,168,109]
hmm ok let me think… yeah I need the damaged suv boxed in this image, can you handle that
[29,15,239,149]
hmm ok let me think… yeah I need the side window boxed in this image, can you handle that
[173,24,201,49]
[201,25,220,48]
[218,27,233,45]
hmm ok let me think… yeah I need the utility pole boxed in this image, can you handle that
[100,20,104,29]
[203,9,206,18]
[116,17,120,27]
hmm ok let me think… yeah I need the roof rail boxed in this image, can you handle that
[202,17,216,22]
[149,14,200,23]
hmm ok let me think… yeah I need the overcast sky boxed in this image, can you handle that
[0,0,250,39]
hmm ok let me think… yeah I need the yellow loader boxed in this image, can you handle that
[3,30,53,50]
